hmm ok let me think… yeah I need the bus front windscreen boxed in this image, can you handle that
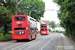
[41,24,46,27]
[15,17,25,21]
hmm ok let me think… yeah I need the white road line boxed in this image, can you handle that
[40,34,57,50]
[11,42,32,50]
[57,34,60,50]
[11,34,52,50]
[21,35,54,50]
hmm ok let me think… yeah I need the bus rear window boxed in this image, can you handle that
[14,28,26,30]
[41,25,46,27]
[15,17,25,21]
[41,29,47,30]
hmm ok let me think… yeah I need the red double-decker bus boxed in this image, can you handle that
[40,24,49,35]
[12,15,37,40]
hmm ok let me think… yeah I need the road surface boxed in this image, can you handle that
[0,33,75,50]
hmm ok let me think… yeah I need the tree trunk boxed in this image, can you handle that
[4,23,9,35]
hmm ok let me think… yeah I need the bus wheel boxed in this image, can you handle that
[34,35,36,40]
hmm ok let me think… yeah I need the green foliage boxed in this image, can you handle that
[9,31,12,34]
[55,30,63,33]
[53,0,75,38]
[50,21,56,29]
[0,34,12,41]
[20,0,45,21]
[49,29,51,31]
[55,30,59,32]
[59,31,63,33]
[4,34,12,40]
[0,6,8,27]
[38,31,40,33]
[0,29,5,35]
[0,0,20,34]
[0,6,8,17]
[0,36,5,41]
[0,33,3,36]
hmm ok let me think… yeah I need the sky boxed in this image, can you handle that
[42,0,60,24]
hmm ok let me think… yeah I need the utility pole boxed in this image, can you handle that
[59,24,60,33]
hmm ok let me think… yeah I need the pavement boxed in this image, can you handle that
[0,33,75,50]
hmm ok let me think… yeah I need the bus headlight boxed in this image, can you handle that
[21,31,25,34]
[15,31,25,35]
[15,32,19,34]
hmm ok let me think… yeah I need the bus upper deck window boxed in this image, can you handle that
[41,25,46,27]
[15,17,25,21]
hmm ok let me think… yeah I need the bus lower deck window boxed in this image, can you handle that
[41,29,47,30]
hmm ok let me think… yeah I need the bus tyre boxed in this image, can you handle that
[34,35,36,40]
[33,35,36,40]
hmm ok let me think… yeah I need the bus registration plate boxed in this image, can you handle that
[18,38,22,40]
[42,31,46,33]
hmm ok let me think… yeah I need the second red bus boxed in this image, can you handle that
[40,24,49,35]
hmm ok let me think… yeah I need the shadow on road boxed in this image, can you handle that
[13,39,35,42]
[17,39,30,42]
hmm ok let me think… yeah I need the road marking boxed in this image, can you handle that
[40,34,57,50]
[57,34,60,50]
[11,34,53,50]
[11,40,37,50]
[21,34,54,50]
[57,34,64,50]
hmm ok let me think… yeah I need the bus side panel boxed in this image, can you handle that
[28,24,32,40]
[27,22,36,40]
[28,24,37,40]
[28,17,37,40]
[31,28,37,39]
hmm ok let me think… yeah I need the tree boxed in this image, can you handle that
[0,0,20,35]
[50,21,56,31]
[53,0,75,38]
[20,0,45,21]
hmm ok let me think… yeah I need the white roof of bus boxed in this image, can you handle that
[28,15,36,21]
